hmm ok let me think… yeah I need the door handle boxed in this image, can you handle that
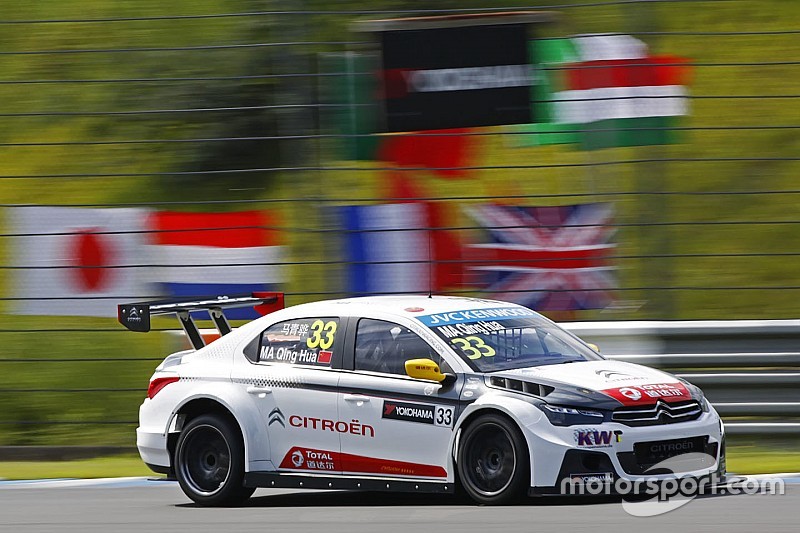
[247,386,273,395]
[343,394,371,403]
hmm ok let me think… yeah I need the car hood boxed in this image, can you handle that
[491,359,693,408]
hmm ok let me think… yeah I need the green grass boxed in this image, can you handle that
[728,448,800,475]
[0,454,153,480]
[726,439,800,475]
[0,316,170,446]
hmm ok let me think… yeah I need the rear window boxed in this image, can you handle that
[253,317,340,367]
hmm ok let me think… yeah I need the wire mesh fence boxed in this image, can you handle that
[0,0,798,445]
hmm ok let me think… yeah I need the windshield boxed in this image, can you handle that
[420,308,601,372]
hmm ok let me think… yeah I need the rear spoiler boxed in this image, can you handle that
[117,292,284,350]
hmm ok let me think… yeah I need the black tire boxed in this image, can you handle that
[174,414,255,506]
[456,413,530,505]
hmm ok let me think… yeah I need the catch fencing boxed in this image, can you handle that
[0,1,798,445]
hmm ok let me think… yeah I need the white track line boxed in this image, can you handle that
[0,474,798,490]
[0,476,171,489]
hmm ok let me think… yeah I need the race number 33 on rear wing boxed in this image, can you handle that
[117,292,284,349]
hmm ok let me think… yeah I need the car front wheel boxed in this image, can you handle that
[457,413,529,505]
[174,414,255,506]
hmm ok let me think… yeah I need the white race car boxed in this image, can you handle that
[119,294,725,506]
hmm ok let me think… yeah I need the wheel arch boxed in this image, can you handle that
[452,405,534,504]
[171,400,256,506]
[455,407,521,442]
[453,404,531,461]
[450,396,543,485]
[167,392,262,472]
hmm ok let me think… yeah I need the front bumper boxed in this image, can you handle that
[525,411,725,493]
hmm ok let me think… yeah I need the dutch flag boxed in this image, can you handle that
[146,210,284,319]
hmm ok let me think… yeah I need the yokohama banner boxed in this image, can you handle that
[380,24,536,131]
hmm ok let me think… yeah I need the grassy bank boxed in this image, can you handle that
[0,454,152,480]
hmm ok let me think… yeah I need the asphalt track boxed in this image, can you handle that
[0,478,797,533]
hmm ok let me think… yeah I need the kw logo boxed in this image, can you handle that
[268,407,285,427]
[575,429,623,447]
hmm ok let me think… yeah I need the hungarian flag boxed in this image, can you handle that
[464,203,616,311]
[516,34,692,150]
[8,207,151,316]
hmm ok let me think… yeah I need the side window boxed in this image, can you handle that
[256,317,339,367]
[354,319,446,376]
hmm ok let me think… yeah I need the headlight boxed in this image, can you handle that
[678,378,710,412]
[699,395,710,413]
[539,404,605,426]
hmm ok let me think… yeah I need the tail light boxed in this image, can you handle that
[147,376,180,399]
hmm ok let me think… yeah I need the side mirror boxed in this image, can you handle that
[405,358,456,385]
[587,343,600,353]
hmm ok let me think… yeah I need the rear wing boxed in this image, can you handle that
[117,292,284,350]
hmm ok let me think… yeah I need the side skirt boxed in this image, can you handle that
[145,462,173,477]
[244,471,454,494]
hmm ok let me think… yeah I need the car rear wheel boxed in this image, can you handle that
[175,414,255,506]
[457,413,529,505]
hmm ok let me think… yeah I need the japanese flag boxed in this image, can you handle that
[9,207,151,317]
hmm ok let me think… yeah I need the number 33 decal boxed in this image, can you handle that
[434,406,454,428]
[307,320,337,350]
[450,336,496,360]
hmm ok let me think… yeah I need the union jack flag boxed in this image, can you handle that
[465,203,616,311]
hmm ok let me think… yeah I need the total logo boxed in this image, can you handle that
[603,383,691,405]
[282,448,337,471]
[619,387,642,401]
[574,429,623,447]
[291,450,304,467]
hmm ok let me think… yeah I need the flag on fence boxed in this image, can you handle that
[9,207,151,316]
[464,203,616,311]
[144,210,284,319]
[320,52,382,161]
[516,34,691,150]
[341,203,432,295]
[340,202,463,295]
[9,208,285,318]
[520,38,582,146]
[378,128,479,179]
[320,52,481,178]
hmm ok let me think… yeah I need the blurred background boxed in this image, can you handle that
[0,1,798,473]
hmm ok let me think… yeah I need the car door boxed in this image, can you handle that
[231,316,344,474]
[337,317,461,480]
